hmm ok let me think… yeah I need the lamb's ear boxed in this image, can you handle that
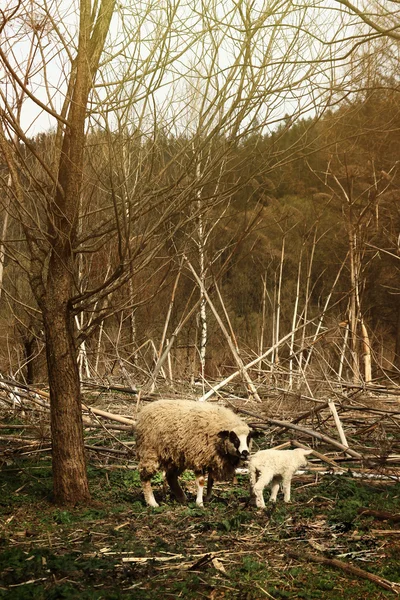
[217,430,230,440]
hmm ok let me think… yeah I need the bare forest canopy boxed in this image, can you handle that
[1,88,400,391]
[2,0,400,504]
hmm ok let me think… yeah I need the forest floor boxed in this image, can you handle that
[1,389,400,599]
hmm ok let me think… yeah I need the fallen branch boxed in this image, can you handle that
[290,440,340,468]
[287,549,400,595]
[241,409,363,459]
[358,508,400,523]
[82,405,136,428]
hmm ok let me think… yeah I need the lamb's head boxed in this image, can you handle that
[296,448,313,468]
[217,426,252,461]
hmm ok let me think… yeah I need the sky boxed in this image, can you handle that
[0,0,370,138]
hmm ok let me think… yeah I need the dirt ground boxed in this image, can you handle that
[1,388,400,599]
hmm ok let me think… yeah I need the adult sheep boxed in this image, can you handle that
[135,399,253,507]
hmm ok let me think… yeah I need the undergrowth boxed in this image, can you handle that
[0,458,399,599]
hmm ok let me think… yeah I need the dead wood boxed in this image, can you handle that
[81,404,136,428]
[358,508,400,522]
[290,440,340,468]
[240,408,363,459]
[287,549,400,594]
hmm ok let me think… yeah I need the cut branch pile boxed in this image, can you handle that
[1,376,400,483]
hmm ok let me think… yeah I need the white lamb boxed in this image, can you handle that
[249,448,313,507]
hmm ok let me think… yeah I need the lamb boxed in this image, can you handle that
[249,447,313,507]
[135,399,253,507]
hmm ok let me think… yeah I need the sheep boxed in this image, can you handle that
[249,447,313,507]
[135,399,253,507]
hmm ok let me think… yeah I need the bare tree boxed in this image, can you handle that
[0,0,372,504]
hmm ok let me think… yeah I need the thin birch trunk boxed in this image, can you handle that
[149,264,182,393]
[198,326,304,402]
[186,258,262,402]
[75,315,90,379]
[271,271,277,367]
[348,227,361,383]
[327,398,350,452]
[298,229,317,374]
[193,151,227,381]
[338,320,350,381]
[289,247,303,389]
[198,208,207,380]
[147,290,199,389]
[150,340,166,381]
[274,235,285,367]
[0,177,10,300]
[331,168,361,382]
[360,318,372,383]
[303,257,346,373]
[94,319,105,374]
[259,273,268,377]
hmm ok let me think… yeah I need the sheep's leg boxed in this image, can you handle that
[166,468,187,503]
[269,476,281,502]
[142,479,159,508]
[194,471,205,507]
[205,471,214,501]
[139,463,159,507]
[281,473,292,503]
[253,470,273,509]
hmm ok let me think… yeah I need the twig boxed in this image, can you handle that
[287,549,400,594]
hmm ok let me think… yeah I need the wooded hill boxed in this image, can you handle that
[1,84,400,391]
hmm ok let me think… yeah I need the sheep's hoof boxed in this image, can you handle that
[148,500,159,508]
[174,494,187,504]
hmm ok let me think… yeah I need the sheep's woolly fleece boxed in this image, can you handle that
[135,399,251,480]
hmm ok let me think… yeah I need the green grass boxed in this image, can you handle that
[1,459,399,599]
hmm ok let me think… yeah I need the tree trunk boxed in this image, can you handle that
[24,337,36,385]
[394,303,400,372]
[42,264,90,504]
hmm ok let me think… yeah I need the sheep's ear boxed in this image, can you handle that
[217,430,230,440]
[249,429,263,439]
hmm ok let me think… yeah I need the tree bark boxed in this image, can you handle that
[38,0,115,504]
[42,267,90,504]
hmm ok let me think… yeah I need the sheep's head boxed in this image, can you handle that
[218,427,252,461]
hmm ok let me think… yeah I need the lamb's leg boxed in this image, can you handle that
[249,467,260,506]
[253,470,273,509]
[166,468,187,503]
[194,471,205,507]
[281,473,292,503]
[269,476,281,502]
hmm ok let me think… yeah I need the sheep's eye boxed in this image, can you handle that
[229,431,240,448]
